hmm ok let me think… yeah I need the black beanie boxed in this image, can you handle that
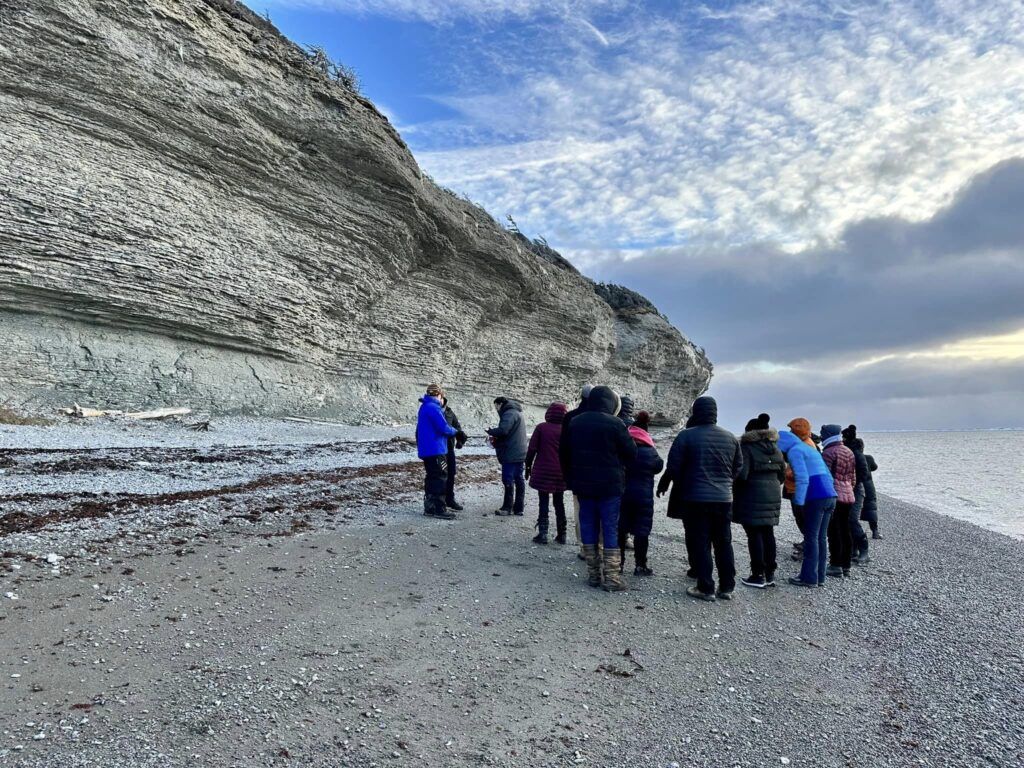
[745,413,771,432]
[842,424,858,443]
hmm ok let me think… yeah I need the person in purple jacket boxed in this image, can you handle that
[525,402,569,545]
[777,429,838,587]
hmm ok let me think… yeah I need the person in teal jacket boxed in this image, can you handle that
[778,429,837,587]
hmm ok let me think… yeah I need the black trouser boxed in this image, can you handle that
[828,501,854,569]
[683,502,736,595]
[422,456,447,514]
[789,497,806,536]
[850,484,869,555]
[445,446,458,503]
[625,535,649,568]
[537,491,566,533]
[743,524,777,578]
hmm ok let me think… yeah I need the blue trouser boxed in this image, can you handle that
[799,496,836,584]
[579,496,622,550]
[500,462,526,513]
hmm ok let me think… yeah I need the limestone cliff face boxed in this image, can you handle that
[0,0,712,425]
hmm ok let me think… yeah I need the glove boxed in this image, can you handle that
[455,431,468,449]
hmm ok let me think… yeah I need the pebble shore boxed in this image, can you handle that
[2,419,1022,767]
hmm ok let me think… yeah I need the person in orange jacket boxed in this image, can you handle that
[784,418,818,560]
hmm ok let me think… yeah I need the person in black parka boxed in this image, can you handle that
[657,395,743,601]
[560,384,595,558]
[733,414,786,588]
[618,411,664,576]
[441,397,470,511]
[564,385,637,591]
[843,425,871,563]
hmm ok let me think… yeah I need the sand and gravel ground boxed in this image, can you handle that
[2,419,1023,767]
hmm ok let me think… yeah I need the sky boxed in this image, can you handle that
[259,0,1024,432]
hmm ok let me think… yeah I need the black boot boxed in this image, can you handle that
[445,498,464,511]
[633,536,652,576]
[495,484,513,516]
[532,520,549,544]
[424,494,455,520]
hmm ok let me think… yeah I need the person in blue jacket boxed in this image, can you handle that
[777,429,838,586]
[416,384,459,520]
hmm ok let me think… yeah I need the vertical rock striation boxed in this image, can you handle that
[0,0,712,424]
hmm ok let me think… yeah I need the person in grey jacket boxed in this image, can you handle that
[487,397,528,516]
[657,395,743,601]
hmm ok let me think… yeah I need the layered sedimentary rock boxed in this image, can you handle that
[0,0,712,424]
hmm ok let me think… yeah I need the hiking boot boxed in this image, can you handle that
[855,551,871,564]
[842,568,851,577]
[716,590,734,600]
[790,550,803,562]
[582,545,602,588]
[532,532,548,545]
[634,565,653,577]
[872,531,883,540]
[602,549,627,592]
[764,571,777,587]
[494,508,513,516]
[686,585,715,602]
[445,499,464,511]
[513,511,524,516]
[554,532,567,545]
[787,576,816,588]
[741,574,767,589]
[495,484,513,516]
[424,508,456,520]
[826,566,843,578]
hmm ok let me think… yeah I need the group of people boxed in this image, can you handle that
[415,383,880,601]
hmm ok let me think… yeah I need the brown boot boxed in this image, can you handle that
[602,549,627,592]
[582,545,602,588]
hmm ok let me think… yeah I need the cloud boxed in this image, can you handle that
[588,158,1024,366]
[710,355,1024,432]
[262,0,624,24]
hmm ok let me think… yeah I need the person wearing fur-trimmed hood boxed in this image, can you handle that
[733,414,786,589]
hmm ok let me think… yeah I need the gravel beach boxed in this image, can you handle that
[2,419,1022,767]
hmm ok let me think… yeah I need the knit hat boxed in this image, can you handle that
[820,423,843,447]
[425,383,443,398]
[634,411,651,430]
[745,412,771,432]
[788,417,812,439]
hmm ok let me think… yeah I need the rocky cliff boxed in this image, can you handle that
[0,0,712,425]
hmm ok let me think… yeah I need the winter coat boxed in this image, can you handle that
[822,438,857,504]
[526,403,568,493]
[862,454,879,522]
[732,428,786,527]
[783,418,817,497]
[776,430,837,506]
[563,386,637,499]
[621,429,664,537]
[657,397,743,514]
[486,400,528,464]
[416,396,457,459]
[443,405,468,453]
[558,399,588,490]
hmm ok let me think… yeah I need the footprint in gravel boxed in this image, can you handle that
[268,566,287,572]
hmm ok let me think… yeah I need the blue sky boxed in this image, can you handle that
[259,0,1024,431]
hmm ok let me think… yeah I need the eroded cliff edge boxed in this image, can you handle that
[0,0,712,424]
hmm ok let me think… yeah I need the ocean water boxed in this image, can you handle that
[864,430,1024,540]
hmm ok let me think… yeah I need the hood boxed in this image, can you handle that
[587,385,621,416]
[788,417,812,439]
[500,399,523,414]
[741,428,779,444]
[820,423,842,447]
[545,402,568,424]
[688,396,718,426]
[777,430,800,454]
[628,425,655,448]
